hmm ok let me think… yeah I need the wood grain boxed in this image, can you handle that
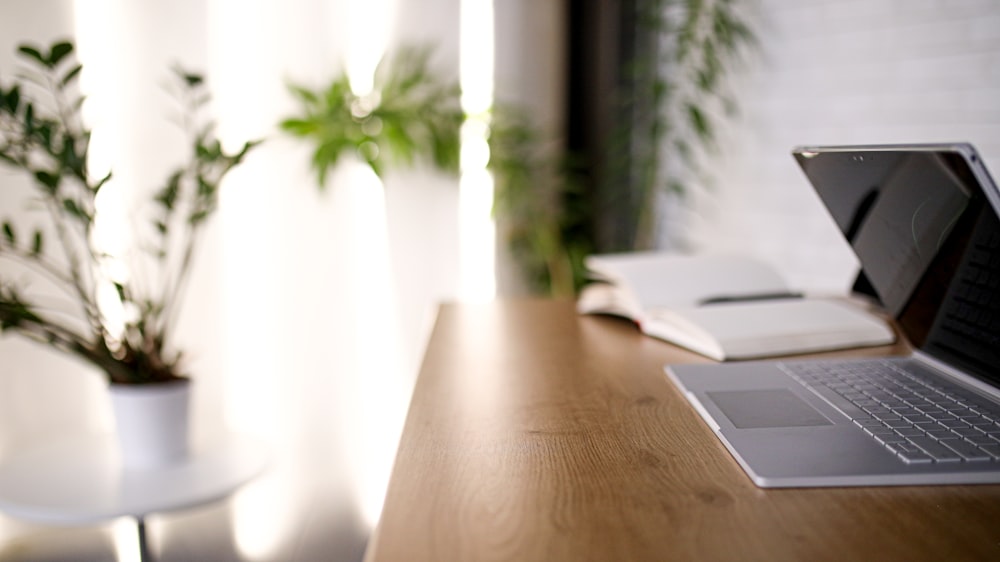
[366,299,1000,562]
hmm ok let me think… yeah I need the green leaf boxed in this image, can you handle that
[155,170,182,210]
[24,102,34,132]
[4,85,20,113]
[173,67,204,88]
[667,180,686,195]
[93,171,113,194]
[48,41,74,66]
[189,209,209,225]
[2,222,14,245]
[0,292,40,330]
[34,170,60,192]
[16,45,47,66]
[279,118,317,136]
[31,231,43,255]
[113,282,126,302]
[61,64,83,87]
[233,139,261,162]
[37,124,53,151]
[62,198,85,220]
[196,176,213,198]
[687,104,711,141]
[59,137,80,169]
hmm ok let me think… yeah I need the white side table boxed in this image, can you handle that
[0,434,267,561]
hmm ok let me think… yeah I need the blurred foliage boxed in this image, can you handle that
[280,46,463,186]
[280,0,756,297]
[487,106,589,297]
[0,40,258,384]
[627,0,758,248]
[280,46,589,297]
[491,0,757,294]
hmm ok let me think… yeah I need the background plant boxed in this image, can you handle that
[279,1,755,299]
[609,0,758,251]
[0,40,257,384]
[280,46,463,185]
[489,0,756,296]
[487,105,586,297]
[280,46,587,296]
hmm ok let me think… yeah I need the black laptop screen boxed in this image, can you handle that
[794,147,1000,387]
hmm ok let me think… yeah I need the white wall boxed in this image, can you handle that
[682,0,1000,293]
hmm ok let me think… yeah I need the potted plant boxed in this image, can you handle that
[0,40,257,468]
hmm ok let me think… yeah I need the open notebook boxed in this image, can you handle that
[579,252,894,360]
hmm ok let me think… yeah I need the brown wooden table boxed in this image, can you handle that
[365,299,1000,562]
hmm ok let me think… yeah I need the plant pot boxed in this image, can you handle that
[109,379,191,470]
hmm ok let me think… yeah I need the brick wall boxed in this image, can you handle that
[680,0,1000,293]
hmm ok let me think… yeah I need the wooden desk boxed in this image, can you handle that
[366,299,1000,561]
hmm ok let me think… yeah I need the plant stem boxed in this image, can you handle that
[41,194,103,339]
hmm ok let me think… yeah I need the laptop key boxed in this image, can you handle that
[939,439,992,461]
[875,433,907,445]
[907,436,962,462]
[965,434,996,446]
[926,429,955,440]
[865,426,895,436]
[894,427,925,437]
[952,426,983,438]
[979,444,1000,459]
[897,450,934,464]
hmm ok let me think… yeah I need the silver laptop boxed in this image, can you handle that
[666,143,1000,487]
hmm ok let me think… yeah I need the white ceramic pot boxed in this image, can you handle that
[109,379,191,470]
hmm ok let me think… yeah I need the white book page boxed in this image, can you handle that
[660,298,895,359]
[586,252,791,309]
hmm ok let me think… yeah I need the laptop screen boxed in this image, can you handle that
[794,145,1000,387]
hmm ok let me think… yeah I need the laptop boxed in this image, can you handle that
[665,143,1000,487]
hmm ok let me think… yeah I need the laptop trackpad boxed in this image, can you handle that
[707,389,833,429]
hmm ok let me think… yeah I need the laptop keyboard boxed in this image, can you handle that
[781,360,1000,464]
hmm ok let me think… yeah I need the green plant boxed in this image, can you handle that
[0,40,257,384]
[280,46,462,185]
[279,45,587,297]
[503,0,757,296]
[487,106,587,297]
[625,0,757,249]
[274,19,754,299]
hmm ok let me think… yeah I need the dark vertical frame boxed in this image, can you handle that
[564,0,656,255]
